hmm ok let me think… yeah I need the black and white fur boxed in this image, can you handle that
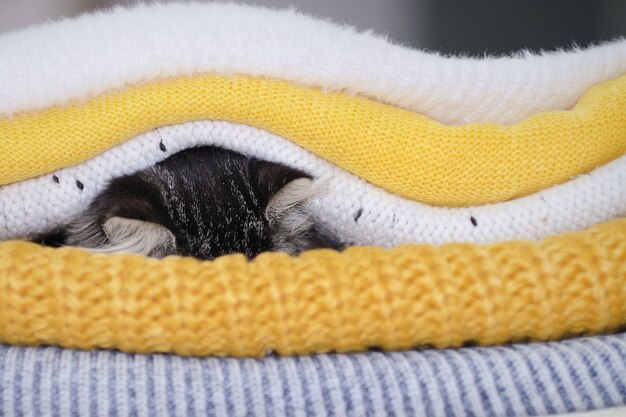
[41,146,342,260]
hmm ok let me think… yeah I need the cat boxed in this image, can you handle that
[40,146,342,260]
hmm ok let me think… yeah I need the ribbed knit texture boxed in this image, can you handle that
[0,218,625,356]
[1,74,625,206]
[551,409,626,417]
[0,333,625,417]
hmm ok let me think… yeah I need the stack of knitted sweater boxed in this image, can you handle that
[0,3,625,416]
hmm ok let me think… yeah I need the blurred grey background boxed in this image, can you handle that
[1,0,625,55]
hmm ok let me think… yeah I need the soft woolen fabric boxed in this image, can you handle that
[0,219,625,356]
[1,121,625,245]
[548,409,626,417]
[1,3,624,125]
[1,74,625,206]
[0,333,624,417]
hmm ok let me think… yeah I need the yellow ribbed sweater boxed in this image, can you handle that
[0,219,624,357]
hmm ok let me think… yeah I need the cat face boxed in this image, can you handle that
[56,146,342,260]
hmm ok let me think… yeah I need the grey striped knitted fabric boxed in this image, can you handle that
[1,333,625,417]
[548,408,626,417]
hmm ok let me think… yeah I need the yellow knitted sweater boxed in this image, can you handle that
[1,74,625,206]
[1,219,625,357]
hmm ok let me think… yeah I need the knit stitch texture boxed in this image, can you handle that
[1,74,625,207]
[0,333,625,416]
[3,120,624,244]
[0,219,625,356]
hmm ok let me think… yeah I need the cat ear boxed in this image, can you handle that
[254,162,318,218]
[100,216,176,258]
[266,177,342,255]
[255,162,340,255]
[266,177,317,223]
